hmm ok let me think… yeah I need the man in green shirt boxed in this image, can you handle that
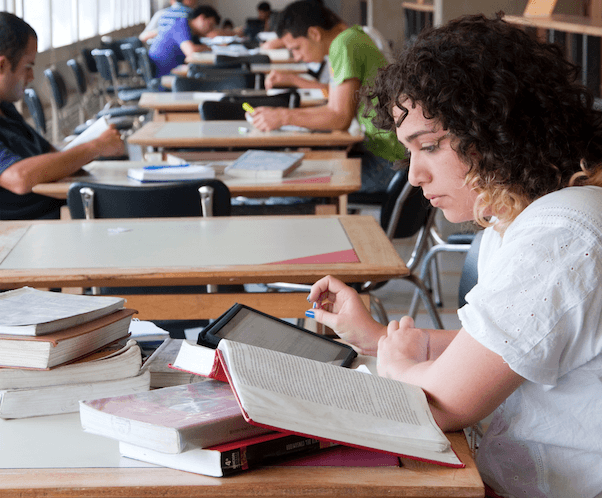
[250,1,405,194]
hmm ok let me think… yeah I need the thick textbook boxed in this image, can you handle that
[127,164,216,182]
[0,369,150,419]
[224,150,304,178]
[120,432,333,477]
[0,287,125,336]
[79,380,271,453]
[145,338,206,388]
[215,340,465,468]
[0,308,136,369]
[0,339,142,390]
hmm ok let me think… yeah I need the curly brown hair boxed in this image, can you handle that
[365,14,602,229]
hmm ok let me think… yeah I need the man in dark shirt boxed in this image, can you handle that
[0,12,124,220]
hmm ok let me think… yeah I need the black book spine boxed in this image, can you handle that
[220,435,327,476]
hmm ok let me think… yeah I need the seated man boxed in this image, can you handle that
[0,13,124,220]
[250,1,405,194]
[139,0,176,45]
[148,4,220,78]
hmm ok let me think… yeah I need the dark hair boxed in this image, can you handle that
[0,12,37,71]
[257,2,271,12]
[222,19,234,29]
[276,1,341,38]
[189,6,220,24]
[366,13,602,227]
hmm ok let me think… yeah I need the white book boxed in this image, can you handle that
[61,116,109,151]
[214,339,465,468]
[0,369,150,419]
[224,150,304,178]
[127,164,216,182]
[0,287,125,336]
[0,339,141,390]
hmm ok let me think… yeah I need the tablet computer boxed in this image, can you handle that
[197,303,357,367]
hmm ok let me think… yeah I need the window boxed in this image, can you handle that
[0,0,150,51]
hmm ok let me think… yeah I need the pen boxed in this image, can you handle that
[143,164,189,170]
[242,102,255,114]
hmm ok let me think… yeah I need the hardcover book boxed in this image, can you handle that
[214,339,465,468]
[120,432,334,477]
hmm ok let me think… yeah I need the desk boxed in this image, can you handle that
[0,412,484,497]
[185,49,295,64]
[0,215,406,321]
[127,120,364,152]
[139,89,328,122]
[32,157,361,214]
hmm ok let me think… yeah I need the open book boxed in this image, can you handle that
[215,339,464,468]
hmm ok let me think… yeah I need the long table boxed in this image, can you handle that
[31,156,360,215]
[0,412,484,497]
[139,89,328,121]
[0,215,406,321]
[126,120,364,152]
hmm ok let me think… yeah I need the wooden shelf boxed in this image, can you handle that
[504,14,602,37]
[401,2,434,13]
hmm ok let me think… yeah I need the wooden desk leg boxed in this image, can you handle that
[338,194,348,215]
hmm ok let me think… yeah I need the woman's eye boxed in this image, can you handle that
[420,143,438,152]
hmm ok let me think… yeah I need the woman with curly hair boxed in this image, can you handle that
[304,14,602,498]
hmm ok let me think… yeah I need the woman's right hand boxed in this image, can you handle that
[305,275,386,355]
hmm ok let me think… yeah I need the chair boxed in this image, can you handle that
[214,54,270,66]
[43,68,90,143]
[22,88,47,138]
[172,74,257,92]
[134,47,161,91]
[457,230,483,308]
[269,169,446,329]
[67,180,231,219]
[200,91,300,120]
[91,48,147,105]
[119,43,145,86]
[67,180,232,336]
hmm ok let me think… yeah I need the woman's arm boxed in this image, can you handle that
[378,319,525,431]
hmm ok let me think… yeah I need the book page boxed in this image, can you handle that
[219,341,459,463]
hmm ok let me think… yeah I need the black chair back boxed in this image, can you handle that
[23,88,46,136]
[67,180,231,220]
[200,91,300,120]
[44,68,68,110]
[458,230,483,308]
[215,54,270,65]
[380,169,432,239]
[120,43,140,78]
[67,58,88,95]
[172,74,256,92]
[135,47,158,87]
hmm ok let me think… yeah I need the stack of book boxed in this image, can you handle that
[79,380,331,476]
[0,287,150,419]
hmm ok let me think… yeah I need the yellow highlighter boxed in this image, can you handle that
[242,102,255,114]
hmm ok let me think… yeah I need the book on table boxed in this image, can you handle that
[213,339,465,468]
[127,164,216,182]
[0,287,125,336]
[79,379,271,453]
[145,338,206,388]
[0,339,142,390]
[0,367,150,419]
[0,308,136,369]
[119,432,335,477]
[224,149,304,178]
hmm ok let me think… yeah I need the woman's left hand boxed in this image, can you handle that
[377,316,430,379]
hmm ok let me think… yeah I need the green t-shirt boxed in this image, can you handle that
[329,26,405,163]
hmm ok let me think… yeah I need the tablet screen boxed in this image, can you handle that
[212,307,355,366]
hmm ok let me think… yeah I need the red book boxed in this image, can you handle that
[213,339,465,468]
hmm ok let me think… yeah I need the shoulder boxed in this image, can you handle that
[332,26,376,51]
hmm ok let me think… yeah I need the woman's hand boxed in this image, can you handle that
[306,275,386,355]
[377,316,430,380]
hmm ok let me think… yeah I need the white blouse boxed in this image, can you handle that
[458,186,602,498]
